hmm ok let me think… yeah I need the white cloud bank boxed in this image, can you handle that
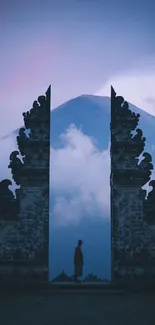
[95,71,155,116]
[1,125,155,230]
[0,125,110,227]
[50,125,110,227]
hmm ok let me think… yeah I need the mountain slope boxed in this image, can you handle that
[3,94,155,154]
[51,95,155,158]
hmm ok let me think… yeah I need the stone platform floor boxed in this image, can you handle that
[0,290,155,325]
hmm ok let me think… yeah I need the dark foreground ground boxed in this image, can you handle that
[0,289,155,325]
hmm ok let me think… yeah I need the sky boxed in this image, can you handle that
[0,0,155,279]
[0,0,155,137]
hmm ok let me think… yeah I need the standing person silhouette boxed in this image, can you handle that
[74,239,83,283]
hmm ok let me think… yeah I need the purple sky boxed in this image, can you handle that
[0,0,155,137]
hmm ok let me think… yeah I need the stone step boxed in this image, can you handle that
[40,288,124,295]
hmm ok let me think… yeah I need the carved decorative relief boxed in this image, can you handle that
[0,86,50,282]
[110,86,155,283]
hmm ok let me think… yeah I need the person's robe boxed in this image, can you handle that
[74,246,83,276]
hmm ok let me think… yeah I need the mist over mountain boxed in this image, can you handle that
[1,95,155,280]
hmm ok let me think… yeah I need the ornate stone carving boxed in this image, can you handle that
[8,150,23,185]
[0,179,19,220]
[0,86,50,283]
[110,86,155,283]
[144,180,155,225]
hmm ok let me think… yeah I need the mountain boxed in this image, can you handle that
[1,94,155,281]
[4,94,155,153]
[51,95,155,155]
[51,95,110,150]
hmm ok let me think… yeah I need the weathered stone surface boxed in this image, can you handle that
[1,291,155,325]
[110,86,155,283]
[0,86,50,283]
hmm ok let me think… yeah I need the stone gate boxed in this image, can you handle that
[110,86,155,284]
[0,86,51,283]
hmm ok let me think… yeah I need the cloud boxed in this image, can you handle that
[1,124,154,229]
[144,97,155,107]
[0,125,110,225]
[95,71,155,116]
[50,125,110,227]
